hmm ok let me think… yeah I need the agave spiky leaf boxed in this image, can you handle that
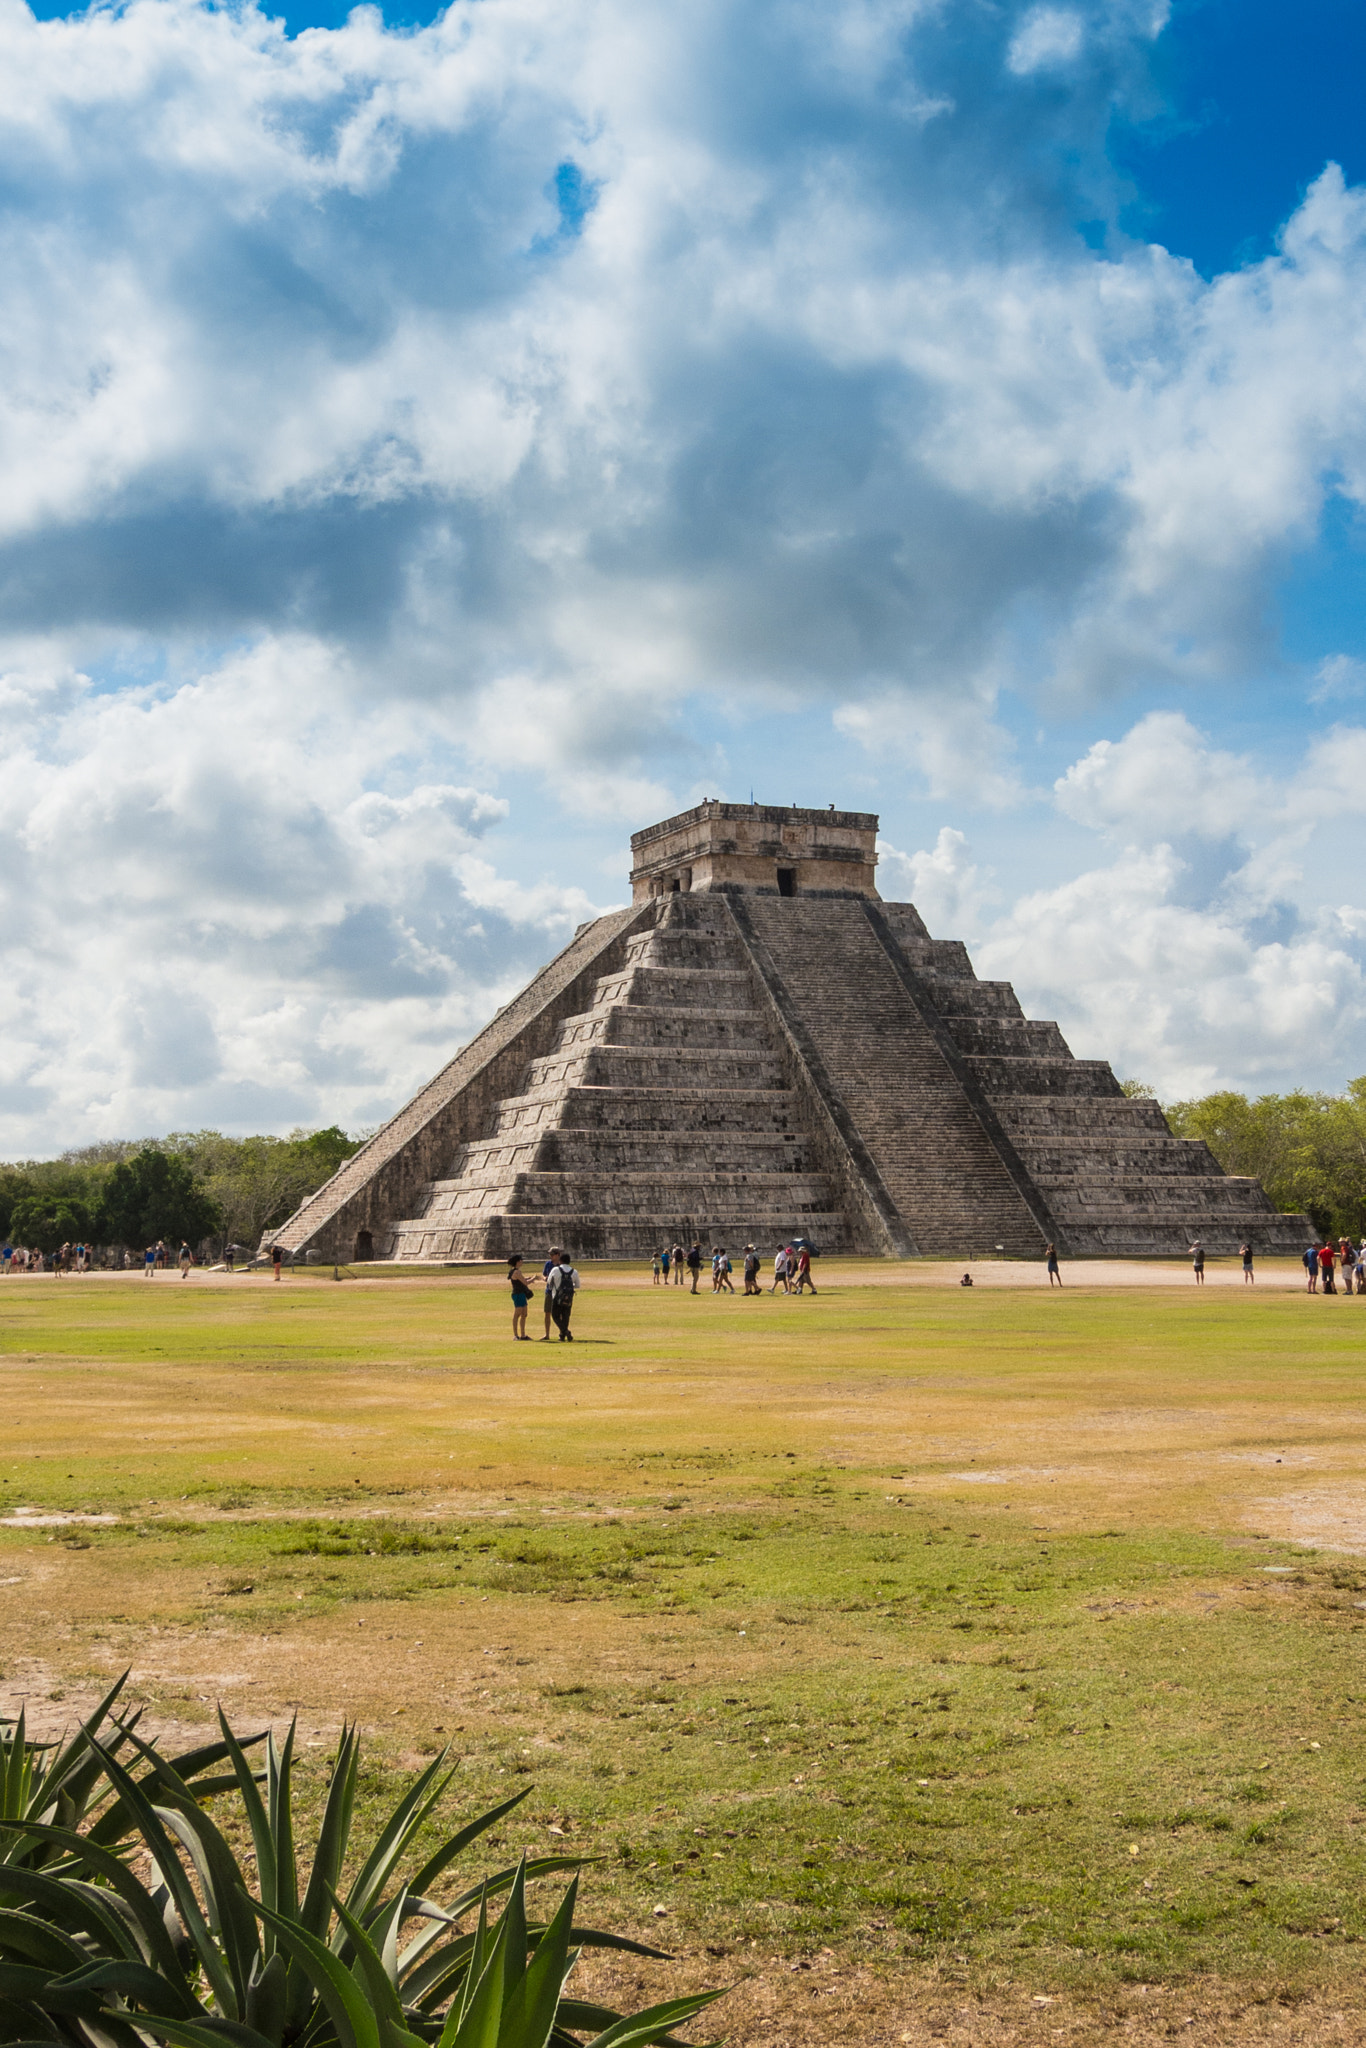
[578,1991,728,2048]
[251,1901,391,2048]
[79,1735,242,2016]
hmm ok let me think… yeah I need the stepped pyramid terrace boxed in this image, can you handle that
[271,802,1310,1263]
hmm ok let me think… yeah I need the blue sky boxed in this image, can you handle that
[1,0,1365,1149]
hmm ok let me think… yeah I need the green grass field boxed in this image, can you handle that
[4,1259,1366,2045]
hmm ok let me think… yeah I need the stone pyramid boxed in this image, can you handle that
[272,802,1308,1262]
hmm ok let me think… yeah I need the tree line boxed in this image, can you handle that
[1126,1078,1366,1242]
[0,1127,363,1256]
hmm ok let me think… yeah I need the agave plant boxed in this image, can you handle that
[0,1676,257,1872]
[0,1708,722,2048]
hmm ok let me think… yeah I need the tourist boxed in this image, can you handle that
[794,1244,817,1294]
[770,1248,789,1294]
[550,1251,578,1340]
[271,1244,284,1282]
[784,1244,798,1289]
[224,1244,235,1273]
[143,1243,156,1278]
[1318,1241,1337,1294]
[156,1239,167,1269]
[508,1255,533,1339]
[651,1249,662,1285]
[1189,1238,1205,1286]
[673,1241,686,1285]
[1340,1239,1355,1294]
[960,1271,974,1287]
[710,1246,722,1292]
[1356,1243,1366,1295]
[660,1246,671,1283]
[541,1247,560,1339]
[742,1245,760,1295]
[686,1242,702,1293]
[1304,1243,1319,1292]
[717,1249,734,1293]
[1046,1242,1061,1287]
[1241,1241,1254,1285]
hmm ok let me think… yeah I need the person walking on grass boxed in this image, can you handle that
[794,1244,817,1295]
[1046,1242,1061,1287]
[1241,1241,1254,1285]
[651,1249,662,1285]
[541,1247,560,1340]
[770,1247,789,1294]
[1340,1239,1355,1295]
[550,1251,579,1340]
[508,1255,533,1339]
[673,1240,686,1285]
[1305,1243,1319,1292]
[1189,1238,1205,1286]
[179,1242,193,1279]
[742,1245,760,1295]
[717,1248,735,1293]
[143,1243,156,1278]
[271,1244,283,1282]
[687,1241,702,1293]
[660,1246,671,1284]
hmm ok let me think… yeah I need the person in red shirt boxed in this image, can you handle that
[1318,1242,1337,1295]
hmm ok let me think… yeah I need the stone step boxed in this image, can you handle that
[620,929,750,972]
[964,1054,1123,1098]
[1023,1150,1223,1179]
[387,1210,851,1261]
[415,1170,838,1221]
[487,1086,807,1138]
[1045,1178,1288,1220]
[943,1016,1073,1059]
[1062,1218,1310,1257]
[453,1130,819,1175]
[525,1046,789,1091]
[587,965,757,1011]
[918,978,1024,1021]
[992,1096,1173,1134]
[553,1004,773,1053]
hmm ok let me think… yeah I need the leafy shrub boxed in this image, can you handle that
[0,1691,720,2048]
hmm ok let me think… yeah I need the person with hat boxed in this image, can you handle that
[742,1245,761,1294]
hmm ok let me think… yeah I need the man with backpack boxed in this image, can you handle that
[742,1246,761,1295]
[686,1242,702,1293]
[549,1252,579,1340]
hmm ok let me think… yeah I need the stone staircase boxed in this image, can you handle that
[880,908,1307,1256]
[731,895,1050,1257]
[384,896,846,1260]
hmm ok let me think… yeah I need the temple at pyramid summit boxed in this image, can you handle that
[271,802,1309,1263]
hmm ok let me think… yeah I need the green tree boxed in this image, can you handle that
[158,1126,362,1248]
[1167,1081,1366,1240]
[7,1193,91,1253]
[94,1146,221,1250]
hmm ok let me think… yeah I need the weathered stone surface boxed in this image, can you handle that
[269,806,1311,1262]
